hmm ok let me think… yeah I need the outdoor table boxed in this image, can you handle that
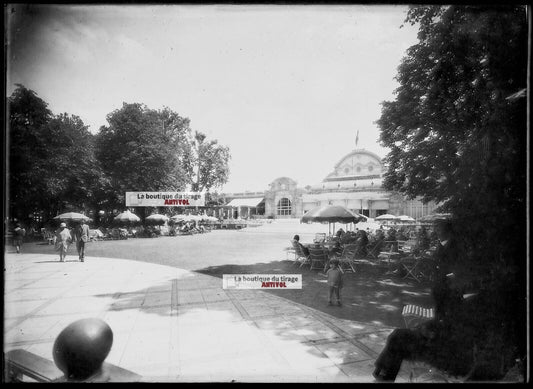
[305,242,338,253]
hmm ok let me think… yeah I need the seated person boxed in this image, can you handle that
[340,231,357,245]
[397,227,409,241]
[292,235,310,256]
[355,230,369,257]
[375,228,386,241]
[327,237,343,257]
[373,219,507,382]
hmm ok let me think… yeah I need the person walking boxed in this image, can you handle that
[13,223,26,253]
[55,223,73,262]
[73,219,90,262]
[326,258,343,306]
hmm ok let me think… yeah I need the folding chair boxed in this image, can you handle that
[42,229,55,245]
[400,303,481,383]
[367,238,385,259]
[291,241,311,268]
[308,246,328,272]
[378,241,401,270]
[401,304,435,328]
[335,244,357,273]
[401,256,425,282]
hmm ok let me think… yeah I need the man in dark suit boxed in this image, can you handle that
[73,219,90,262]
[372,218,492,381]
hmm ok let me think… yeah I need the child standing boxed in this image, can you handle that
[326,259,343,306]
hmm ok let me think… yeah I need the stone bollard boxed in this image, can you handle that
[52,318,113,380]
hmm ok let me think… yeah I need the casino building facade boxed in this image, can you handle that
[222,148,437,220]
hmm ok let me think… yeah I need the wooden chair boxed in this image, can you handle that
[401,256,424,282]
[308,246,328,272]
[401,304,435,328]
[335,244,357,273]
[400,302,482,383]
[291,240,310,268]
[42,229,55,245]
[378,240,402,269]
[367,238,385,259]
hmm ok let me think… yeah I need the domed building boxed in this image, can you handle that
[301,148,389,217]
[222,148,437,220]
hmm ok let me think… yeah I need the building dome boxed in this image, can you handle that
[310,149,384,190]
[326,148,383,179]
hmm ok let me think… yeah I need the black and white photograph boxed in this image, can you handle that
[3,3,529,383]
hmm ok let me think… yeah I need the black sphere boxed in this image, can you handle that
[53,318,113,380]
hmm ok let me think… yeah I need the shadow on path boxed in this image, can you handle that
[195,260,434,328]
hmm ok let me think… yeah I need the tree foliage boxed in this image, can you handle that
[95,103,194,208]
[8,84,53,221]
[377,5,527,368]
[94,104,231,211]
[7,85,102,223]
[8,88,232,224]
[190,131,231,192]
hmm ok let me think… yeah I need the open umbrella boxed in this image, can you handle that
[354,213,369,221]
[398,215,416,223]
[53,212,91,223]
[145,214,169,224]
[301,205,364,235]
[113,210,141,225]
[375,214,398,221]
[170,214,186,222]
[172,214,200,222]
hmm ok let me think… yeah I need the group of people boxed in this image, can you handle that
[293,219,510,381]
[292,234,345,307]
[326,228,370,258]
[177,220,207,235]
[54,220,90,262]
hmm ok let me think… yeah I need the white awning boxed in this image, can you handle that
[226,198,264,207]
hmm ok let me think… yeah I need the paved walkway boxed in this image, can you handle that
[4,253,425,382]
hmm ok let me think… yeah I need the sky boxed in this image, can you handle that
[6,4,420,194]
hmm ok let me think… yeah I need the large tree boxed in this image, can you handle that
[41,113,103,216]
[377,5,527,374]
[7,84,53,222]
[190,131,231,192]
[7,85,102,223]
[95,103,194,210]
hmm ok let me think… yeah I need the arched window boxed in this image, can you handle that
[277,198,292,216]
